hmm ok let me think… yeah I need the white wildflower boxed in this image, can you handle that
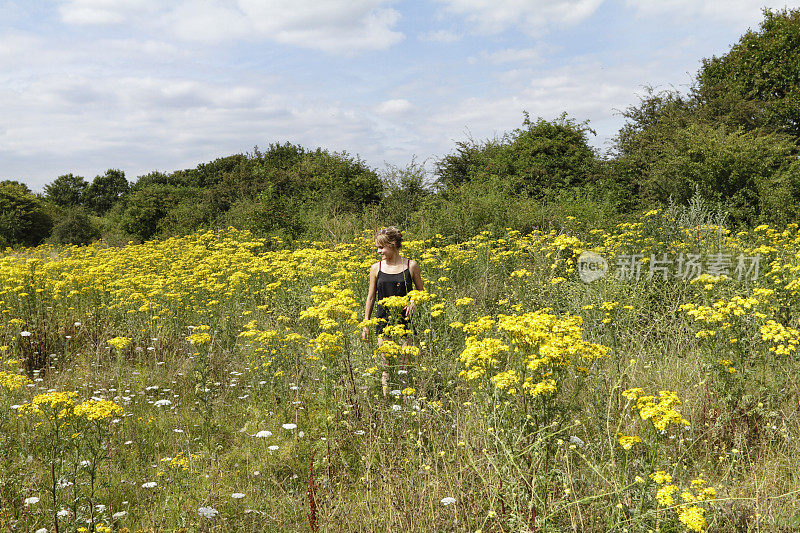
[198,506,219,518]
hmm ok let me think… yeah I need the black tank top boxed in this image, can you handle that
[375,259,413,320]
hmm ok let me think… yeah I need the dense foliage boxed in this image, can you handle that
[0,181,53,247]
[435,112,600,195]
[696,8,800,138]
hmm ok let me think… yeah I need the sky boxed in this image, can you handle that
[1,0,795,190]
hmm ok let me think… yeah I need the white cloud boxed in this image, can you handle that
[57,0,159,25]
[0,33,43,69]
[626,0,789,25]
[418,60,672,156]
[0,71,395,186]
[471,47,544,64]
[374,98,413,115]
[55,0,404,53]
[418,29,461,42]
[435,0,604,35]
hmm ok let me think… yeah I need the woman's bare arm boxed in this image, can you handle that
[405,259,424,317]
[410,259,424,291]
[362,262,379,340]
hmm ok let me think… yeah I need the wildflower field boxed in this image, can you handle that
[2,211,800,532]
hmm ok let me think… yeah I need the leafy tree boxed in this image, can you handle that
[0,180,32,193]
[118,184,200,241]
[50,208,99,245]
[434,138,486,190]
[381,160,432,229]
[436,113,600,197]
[611,88,697,200]
[84,169,129,214]
[643,123,800,223]
[696,7,800,139]
[298,149,383,209]
[0,182,53,246]
[44,173,88,207]
[612,8,800,218]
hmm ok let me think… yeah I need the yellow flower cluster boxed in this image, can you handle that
[311,331,343,358]
[377,340,420,359]
[186,332,212,346]
[622,388,689,431]
[18,391,78,417]
[73,399,123,421]
[376,295,409,310]
[458,337,509,381]
[717,359,737,374]
[161,451,201,472]
[459,309,609,399]
[617,434,642,450]
[407,290,435,305]
[761,320,800,355]
[0,370,31,391]
[651,472,716,533]
[107,336,132,351]
[300,282,359,330]
[680,295,761,327]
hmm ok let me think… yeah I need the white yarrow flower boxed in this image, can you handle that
[112,511,127,519]
[24,496,40,505]
[440,497,456,506]
[141,481,157,489]
[232,492,245,499]
[153,399,172,407]
[254,430,272,438]
[20,331,31,337]
[198,506,219,518]
[281,423,297,430]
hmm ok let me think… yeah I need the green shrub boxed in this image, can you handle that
[50,208,100,245]
[0,182,53,246]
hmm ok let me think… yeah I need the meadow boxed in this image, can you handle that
[2,208,800,532]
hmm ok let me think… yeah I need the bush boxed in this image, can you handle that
[644,123,800,224]
[118,184,201,241]
[436,112,600,197]
[50,208,100,245]
[0,182,53,246]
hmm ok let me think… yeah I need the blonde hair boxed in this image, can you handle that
[375,226,402,249]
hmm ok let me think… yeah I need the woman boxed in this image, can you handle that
[362,227,424,394]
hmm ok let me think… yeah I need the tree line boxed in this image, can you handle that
[3,7,799,247]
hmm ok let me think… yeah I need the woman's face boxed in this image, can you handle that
[376,240,397,261]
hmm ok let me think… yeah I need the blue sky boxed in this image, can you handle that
[1,0,793,190]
